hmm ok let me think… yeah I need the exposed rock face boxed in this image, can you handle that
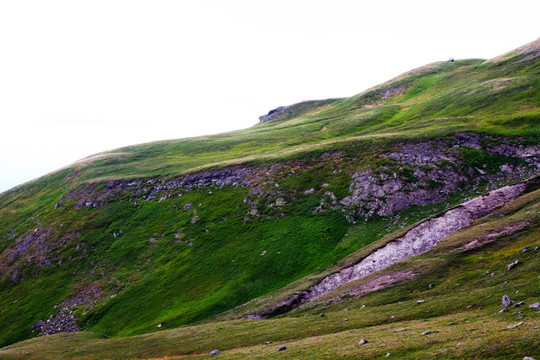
[307,182,525,300]
[56,134,539,224]
[259,106,292,122]
[256,179,530,316]
[0,227,57,282]
[32,286,102,337]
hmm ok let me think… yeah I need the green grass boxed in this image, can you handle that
[1,187,538,359]
[0,41,539,354]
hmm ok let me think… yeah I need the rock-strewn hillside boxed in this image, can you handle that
[0,39,539,350]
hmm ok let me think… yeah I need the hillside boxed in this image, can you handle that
[0,38,539,358]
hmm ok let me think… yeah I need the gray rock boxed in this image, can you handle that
[210,349,220,355]
[421,330,432,335]
[278,346,287,351]
[275,198,286,206]
[498,308,507,314]
[506,260,519,270]
[417,300,425,305]
[358,338,367,345]
[507,322,523,329]
[265,341,273,345]
[522,247,528,253]
[529,302,540,309]
[31,320,45,330]
[502,295,511,308]
[523,357,536,360]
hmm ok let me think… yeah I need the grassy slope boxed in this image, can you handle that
[0,40,539,350]
[41,51,540,184]
[1,185,538,359]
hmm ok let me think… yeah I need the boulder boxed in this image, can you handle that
[210,349,220,355]
[278,346,287,351]
[529,302,540,309]
[502,295,511,308]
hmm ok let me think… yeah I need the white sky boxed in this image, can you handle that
[0,0,539,193]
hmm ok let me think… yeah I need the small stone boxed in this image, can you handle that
[506,260,519,270]
[266,341,273,345]
[507,322,523,329]
[395,328,405,332]
[529,302,540,309]
[522,247,527,253]
[358,338,367,345]
[344,318,348,321]
[514,301,525,308]
[157,324,161,328]
[386,353,391,357]
[523,357,535,360]
[516,291,520,294]
[361,305,366,309]
[498,308,507,314]
[466,305,473,309]
[210,349,220,355]
[428,284,433,289]
[535,247,539,251]
[319,313,325,317]
[502,295,511,308]
[417,300,425,305]
[278,346,287,351]
[422,330,432,336]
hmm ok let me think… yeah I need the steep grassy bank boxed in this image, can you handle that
[1,184,538,359]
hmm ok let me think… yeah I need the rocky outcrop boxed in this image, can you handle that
[59,135,539,224]
[259,99,337,122]
[259,106,292,122]
[256,178,532,317]
[31,286,102,337]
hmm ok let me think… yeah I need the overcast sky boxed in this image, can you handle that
[0,0,539,193]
